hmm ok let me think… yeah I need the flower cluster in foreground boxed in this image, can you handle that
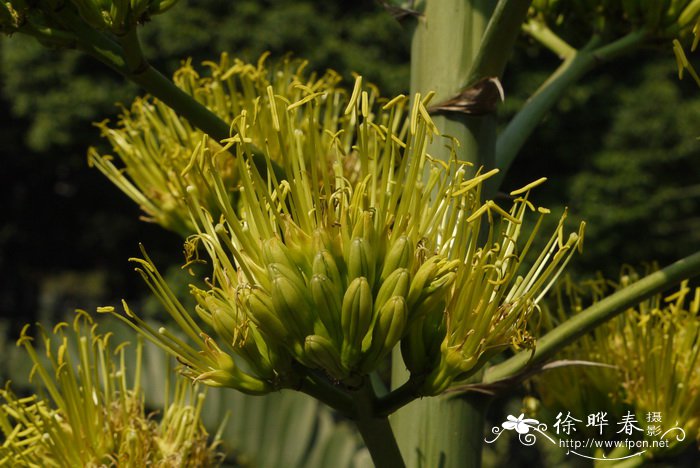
[101,57,584,397]
[0,311,222,467]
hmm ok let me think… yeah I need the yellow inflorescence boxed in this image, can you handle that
[100,56,584,397]
[534,273,700,456]
[0,311,222,467]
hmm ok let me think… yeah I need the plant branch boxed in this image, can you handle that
[494,29,648,188]
[296,371,355,417]
[593,29,649,59]
[352,381,406,468]
[127,65,285,178]
[129,66,232,140]
[300,372,405,465]
[467,0,533,83]
[483,250,700,383]
[22,22,78,48]
[376,375,423,416]
[50,9,232,141]
[116,27,148,74]
[50,7,128,73]
[494,50,593,185]
[445,360,617,397]
[522,18,576,59]
[49,12,285,179]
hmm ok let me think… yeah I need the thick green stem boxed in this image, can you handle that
[49,8,218,141]
[355,415,406,468]
[51,10,232,141]
[121,50,284,178]
[376,375,423,417]
[408,0,497,171]
[129,66,231,141]
[391,2,510,466]
[53,14,284,178]
[296,371,355,417]
[483,250,700,383]
[51,7,127,72]
[299,373,406,466]
[353,382,406,468]
[390,389,491,468]
[495,50,594,184]
[467,0,532,83]
[116,28,148,74]
[494,29,648,188]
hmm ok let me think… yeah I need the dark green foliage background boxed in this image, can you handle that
[0,0,698,330]
[501,47,700,277]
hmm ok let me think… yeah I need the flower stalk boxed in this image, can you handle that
[392,1,531,464]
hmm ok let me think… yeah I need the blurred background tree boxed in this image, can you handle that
[502,47,700,277]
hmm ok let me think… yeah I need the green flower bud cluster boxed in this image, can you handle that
[0,311,223,467]
[412,196,584,395]
[533,273,700,455]
[103,57,584,400]
[0,0,177,38]
[90,55,357,237]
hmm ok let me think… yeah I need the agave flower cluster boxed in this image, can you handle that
[534,273,700,455]
[0,311,222,467]
[89,54,353,236]
[103,57,584,398]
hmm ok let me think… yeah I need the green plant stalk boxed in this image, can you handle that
[407,0,497,171]
[483,250,700,383]
[494,29,648,188]
[352,381,406,468]
[129,66,231,140]
[390,1,527,466]
[297,372,355,417]
[522,18,576,59]
[48,13,282,178]
[467,0,533,83]
[62,19,232,142]
[108,50,283,179]
[377,375,423,417]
